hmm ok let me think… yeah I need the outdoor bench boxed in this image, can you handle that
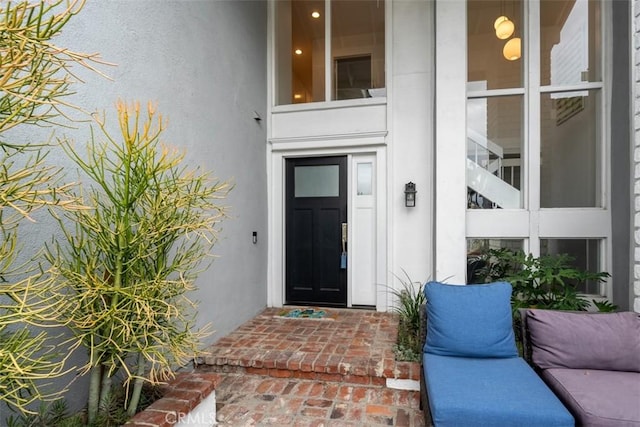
[419,281,574,427]
[519,308,640,426]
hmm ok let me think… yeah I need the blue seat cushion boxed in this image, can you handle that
[424,281,518,358]
[423,353,574,427]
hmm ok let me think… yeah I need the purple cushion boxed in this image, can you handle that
[527,310,640,372]
[541,368,640,426]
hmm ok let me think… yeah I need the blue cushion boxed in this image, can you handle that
[424,281,518,358]
[423,353,574,427]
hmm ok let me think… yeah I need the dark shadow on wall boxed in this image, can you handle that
[610,0,631,310]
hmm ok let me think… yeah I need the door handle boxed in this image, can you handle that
[341,223,348,246]
[340,223,348,269]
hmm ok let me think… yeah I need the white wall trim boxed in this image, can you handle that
[434,0,468,283]
[269,131,388,151]
[272,97,387,114]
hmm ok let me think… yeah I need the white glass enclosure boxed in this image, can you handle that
[466,0,608,296]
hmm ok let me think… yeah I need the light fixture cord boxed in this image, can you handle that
[511,0,516,36]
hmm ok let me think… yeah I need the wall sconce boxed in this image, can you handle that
[404,182,416,207]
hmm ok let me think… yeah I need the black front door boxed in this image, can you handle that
[286,156,347,306]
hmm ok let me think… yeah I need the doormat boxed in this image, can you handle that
[276,308,335,320]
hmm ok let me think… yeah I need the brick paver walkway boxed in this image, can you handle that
[213,373,423,426]
[199,307,426,426]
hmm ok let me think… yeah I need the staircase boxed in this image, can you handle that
[193,307,423,424]
[467,129,521,209]
[199,307,420,388]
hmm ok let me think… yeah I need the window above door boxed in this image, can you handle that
[274,0,386,106]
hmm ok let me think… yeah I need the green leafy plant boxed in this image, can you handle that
[44,101,230,423]
[592,299,617,312]
[390,270,426,362]
[6,400,72,427]
[0,0,107,416]
[470,248,612,312]
[5,383,163,427]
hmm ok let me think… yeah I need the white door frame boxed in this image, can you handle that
[267,139,388,310]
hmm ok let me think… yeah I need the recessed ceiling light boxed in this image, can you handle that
[311,11,320,18]
[294,49,302,55]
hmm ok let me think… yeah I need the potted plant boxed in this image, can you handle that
[390,270,427,362]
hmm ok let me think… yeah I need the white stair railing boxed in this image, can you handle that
[466,129,520,209]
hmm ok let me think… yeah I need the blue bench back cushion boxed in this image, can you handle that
[424,281,518,358]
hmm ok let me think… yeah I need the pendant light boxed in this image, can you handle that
[495,17,515,39]
[494,1,515,40]
[494,15,509,30]
[503,37,521,61]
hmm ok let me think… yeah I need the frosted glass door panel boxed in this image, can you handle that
[295,165,340,197]
[357,162,372,195]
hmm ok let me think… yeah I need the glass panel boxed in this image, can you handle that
[295,165,339,197]
[357,162,372,195]
[335,56,371,100]
[467,96,523,209]
[331,0,385,100]
[276,0,326,105]
[540,0,601,86]
[540,89,601,207]
[540,239,603,295]
[467,0,523,90]
[466,239,523,284]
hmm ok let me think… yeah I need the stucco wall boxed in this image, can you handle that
[71,0,268,338]
[2,0,267,414]
[634,0,640,312]
[64,0,268,348]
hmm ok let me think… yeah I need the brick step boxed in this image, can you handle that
[199,353,420,386]
[124,372,219,427]
[199,308,420,391]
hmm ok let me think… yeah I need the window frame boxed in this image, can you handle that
[465,0,611,298]
[273,0,386,107]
